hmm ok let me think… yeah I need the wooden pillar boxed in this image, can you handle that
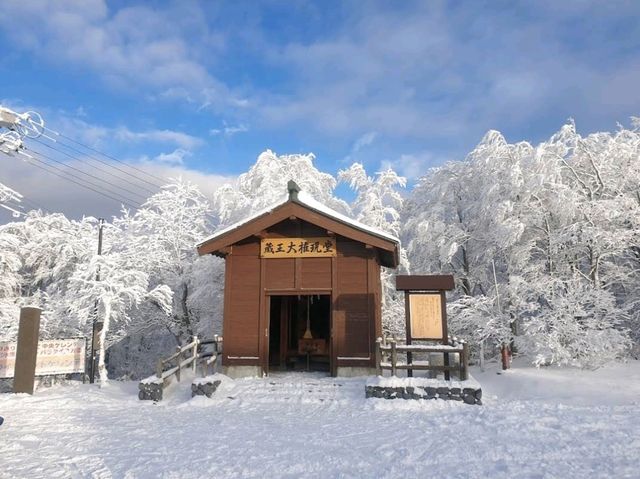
[390,339,397,377]
[404,291,412,377]
[13,307,41,394]
[258,257,268,376]
[330,253,338,377]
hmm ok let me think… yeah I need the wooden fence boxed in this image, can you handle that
[155,335,223,384]
[375,336,469,380]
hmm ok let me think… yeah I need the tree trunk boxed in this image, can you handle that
[460,246,472,296]
[97,301,111,386]
[181,282,193,338]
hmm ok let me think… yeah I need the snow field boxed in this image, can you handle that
[1,362,639,478]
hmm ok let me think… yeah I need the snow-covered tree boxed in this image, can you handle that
[116,179,218,341]
[0,227,22,334]
[214,149,349,226]
[0,212,99,339]
[67,252,172,384]
[2,122,638,374]
[518,279,630,368]
[339,163,409,336]
[402,120,638,367]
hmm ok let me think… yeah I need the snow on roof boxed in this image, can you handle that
[196,190,399,248]
[296,191,399,243]
[196,193,289,247]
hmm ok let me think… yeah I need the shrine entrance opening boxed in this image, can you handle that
[268,294,331,373]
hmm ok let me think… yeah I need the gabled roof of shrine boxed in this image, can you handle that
[196,183,400,267]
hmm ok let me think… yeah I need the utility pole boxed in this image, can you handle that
[89,218,105,383]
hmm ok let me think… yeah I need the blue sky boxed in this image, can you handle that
[1,0,640,219]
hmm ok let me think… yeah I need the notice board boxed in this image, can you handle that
[0,338,85,378]
[408,293,445,340]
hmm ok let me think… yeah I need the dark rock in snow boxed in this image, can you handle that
[423,387,437,398]
[192,379,222,398]
[138,381,163,401]
[463,394,476,405]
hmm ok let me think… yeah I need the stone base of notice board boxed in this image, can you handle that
[365,376,482,405]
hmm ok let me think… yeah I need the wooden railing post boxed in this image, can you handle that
[192,336,199,373]
[443,350,450,381]
[156,359,163,379]
[175,346,181,382]
[390,339,397,377]
[460,341,469,381]
[375,337,382,376]
[381,335,388,364]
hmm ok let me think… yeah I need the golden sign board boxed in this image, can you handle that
[260,237,336,258]
[409,293,444,339]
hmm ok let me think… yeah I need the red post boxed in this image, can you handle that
[501,344,511,370]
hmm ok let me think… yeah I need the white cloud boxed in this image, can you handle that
[256,2,640,146]
[113,127,204,150]
[209,123,249,137]
[153,148,191,166]
[343,131,377,163]
[382,151,447,181]
[3,1,640,167]
[352,132,377,153]
[0,1,243,111]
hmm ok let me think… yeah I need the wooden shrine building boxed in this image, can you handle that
[196,182,399,377]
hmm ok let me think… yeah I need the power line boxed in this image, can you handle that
[2,105,149,214]
[27,150,142,208]
[27,143,148,201]
[18,152,141,210]
[35,136,162,192]
[16,195,50,213]
[48,128,169,185]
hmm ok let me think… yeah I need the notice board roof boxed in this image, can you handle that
[395,275,455,291]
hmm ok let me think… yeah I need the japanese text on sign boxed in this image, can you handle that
[409,293,444,340]
[260,237,336,258]
[0,338,86,378]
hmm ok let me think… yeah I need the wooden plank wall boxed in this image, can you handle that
[223,240,261,365]
[334,238,380,369]
[221,219,383,373]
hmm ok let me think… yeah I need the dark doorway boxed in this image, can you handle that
[268,294,330,373]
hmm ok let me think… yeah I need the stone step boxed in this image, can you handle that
[223,377,363,402]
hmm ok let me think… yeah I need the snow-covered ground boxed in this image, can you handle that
[1,361,639,478]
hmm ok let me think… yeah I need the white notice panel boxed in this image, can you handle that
[0,338,85,378]
[409,294,444,340]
